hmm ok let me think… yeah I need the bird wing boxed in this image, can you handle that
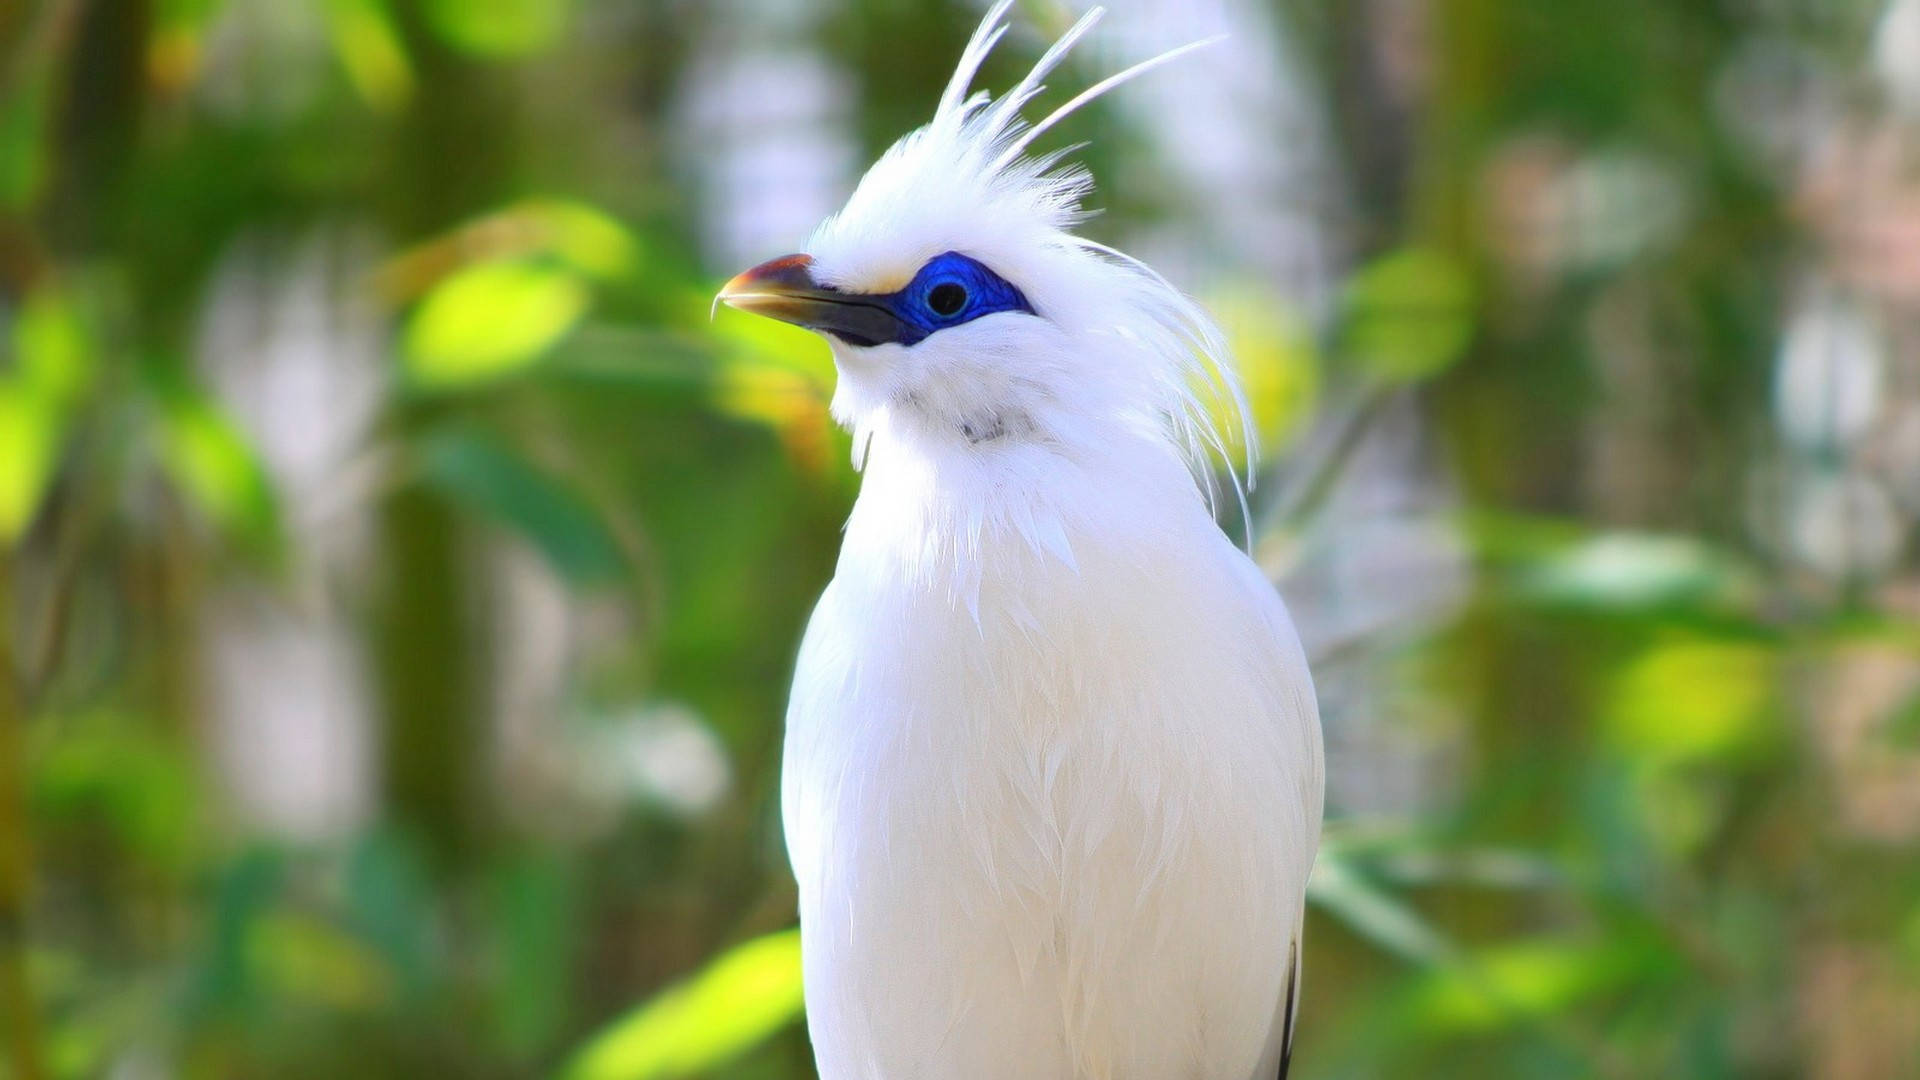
[1220,542,1321,1080]
[1275,937,1300,1080]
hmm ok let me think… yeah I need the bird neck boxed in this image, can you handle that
[838,404,1205,606]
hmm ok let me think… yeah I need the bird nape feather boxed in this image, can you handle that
[717,5,1325,1080]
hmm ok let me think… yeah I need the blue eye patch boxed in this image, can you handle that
[831,252,1035,347]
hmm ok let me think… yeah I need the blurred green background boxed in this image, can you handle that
[4,0,1920,1077]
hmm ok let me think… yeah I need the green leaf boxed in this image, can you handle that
[248,911,395,1011]
[1306,847,1639,1051]
[1402,938,1645,1036]
[404,259,590,390]
[31,719,201,870]
[326,0,415,111]
[187,848,286,1015]
[1203,284,1321,455]
[157,392,281,549]
[1309,847,1452,966]
[422,0,571,58]
[560,929,804,1080]
[524,199,640,280]
[345,828,437,1002]
[1606,638,1774,764]
[1341,247,1476,381]
[489,853,576,1057]
[0,381,62,542]
[416,428,625,586]
[15,288,94,402]
[1516,532,1757,614]
[0,288,93,543]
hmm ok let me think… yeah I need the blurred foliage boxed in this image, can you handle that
[2,0,1919,1078]
[1339,248,1476,383]
[561,931,803,1080]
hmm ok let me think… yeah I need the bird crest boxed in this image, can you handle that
[800,2,1255,523]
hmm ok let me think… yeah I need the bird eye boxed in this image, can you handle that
[927,282,969,317]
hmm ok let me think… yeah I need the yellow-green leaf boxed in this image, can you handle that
[1204,285,1321,456]
[0,287,91,543]
[247,911,395,1011]
[709,300,844,476]
[1403,938,1643,1035]
[327,0,414,111]
[15,288,94,402]
[0,383,62,542]
[526,199,639,280]
[709,294,836,387]
[159,395,280,547]
[560,929,803,1080]
[404,260,589,390]
[1606,638,1774,764]
[422,0,570,58]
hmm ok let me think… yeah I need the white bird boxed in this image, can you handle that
[717,5,1324,1078]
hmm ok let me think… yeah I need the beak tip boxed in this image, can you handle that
[712,287,757,318]
[714,253,822,327]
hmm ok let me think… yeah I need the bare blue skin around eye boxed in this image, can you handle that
[870,251,1036,345]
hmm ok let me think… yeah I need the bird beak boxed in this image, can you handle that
[716,254,915,348]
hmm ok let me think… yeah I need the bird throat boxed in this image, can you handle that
[894,389,1029,446]
[960,415,1007,444]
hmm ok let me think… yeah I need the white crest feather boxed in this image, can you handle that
[994,33,1227,170]
[937,0,1016,119]
[980,6,1105,136]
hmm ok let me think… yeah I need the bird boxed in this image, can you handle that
[716,4,1324,1078]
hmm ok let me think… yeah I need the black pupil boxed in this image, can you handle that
[927,282,968,317]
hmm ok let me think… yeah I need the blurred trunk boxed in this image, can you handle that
[0,557,45,1080]
[1413,0,1492,253]
[370,6,524,865]
[47,0,146,257]
[375,482,485,861]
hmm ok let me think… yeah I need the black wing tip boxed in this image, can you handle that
[1276,939,1300,1080]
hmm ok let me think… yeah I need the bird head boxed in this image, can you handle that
[718,2,1248,487]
